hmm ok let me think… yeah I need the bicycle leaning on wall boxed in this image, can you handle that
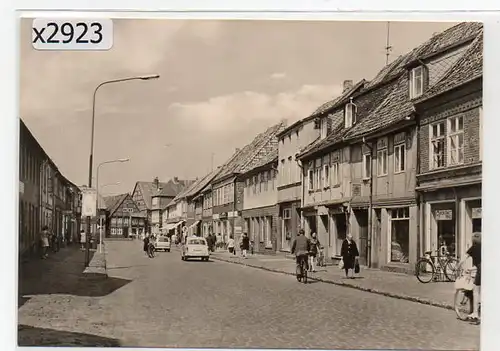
[415,245,459,283]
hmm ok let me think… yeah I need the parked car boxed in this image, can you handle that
[155,236,171,252]
[181,237,210,261]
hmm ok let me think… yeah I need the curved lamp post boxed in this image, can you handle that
[84,73,160,266]
[96,159,129,253]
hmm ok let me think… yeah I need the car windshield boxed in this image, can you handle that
[188,239,206,245]
[159,237,169,242]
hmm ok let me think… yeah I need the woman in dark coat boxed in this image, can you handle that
[340,234,359,278]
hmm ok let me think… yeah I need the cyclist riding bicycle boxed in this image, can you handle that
[291,229,311,272]
[458,231,481,320]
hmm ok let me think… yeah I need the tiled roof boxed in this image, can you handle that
[136,178,194,209]
[171,180,200,203]
[299,79,395,159]
[276,80,366,139]
[183,170,220,199]
[416,31,483,103]
[299,22,482,158]
[213,121,286,182]
[104,193,128,214]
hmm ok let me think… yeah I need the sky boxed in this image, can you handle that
[20,19,457,196]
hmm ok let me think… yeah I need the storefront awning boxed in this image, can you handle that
[188,220,201,229]
[165,221,184,231]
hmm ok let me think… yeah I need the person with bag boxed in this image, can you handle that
[340,234,359,278]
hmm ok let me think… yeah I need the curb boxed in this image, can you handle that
[210,255,454,311]
[82,250,108,279]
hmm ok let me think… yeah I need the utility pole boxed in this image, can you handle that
[385,21,392,65]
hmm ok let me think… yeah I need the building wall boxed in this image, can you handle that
[242,205,279,253]
[242,168,277,210]
[277,119,320,204]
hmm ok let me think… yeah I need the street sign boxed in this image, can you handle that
[81,188,97,217]
[435,209,452,221]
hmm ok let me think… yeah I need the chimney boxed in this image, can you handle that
[343,80,353,93]
[153,176,159,189]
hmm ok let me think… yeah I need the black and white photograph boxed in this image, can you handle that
[17,18,483,349]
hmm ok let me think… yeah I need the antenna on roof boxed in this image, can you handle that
[385,21,393,65]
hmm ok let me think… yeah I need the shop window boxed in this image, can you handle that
[390,207,410,263]
[433,206,456,256]
[282,208,292,249]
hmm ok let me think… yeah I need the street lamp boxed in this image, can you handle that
[96,159,129,253]
[85,74,159,266]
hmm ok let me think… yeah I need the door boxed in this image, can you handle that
[123,227,129,238]
[355,209,369,266]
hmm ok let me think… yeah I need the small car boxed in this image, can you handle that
[181,237,210,261]
[155,236,171,252]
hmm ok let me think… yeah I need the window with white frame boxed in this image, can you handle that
[447,115,464,166]
[390,207,410,263]
[316,166,322,190]
[409,66,425,99]
[377,148,388,176]
[307,168,314,192]
[323,164,330,188]
[479,107,483,161]
[394,143,406,173]
[345,100,357,128]
[430,121,445,169]
[362,153,372,179]
[331,162,340,186]
[320,118,328,139]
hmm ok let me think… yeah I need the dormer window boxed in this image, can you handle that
[345,98,357,128]
[320,118,329,139]
[409,66,427,99]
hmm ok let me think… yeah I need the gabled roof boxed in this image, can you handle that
[276,80,366,139]
[170,180,199,204]
[104,193,129,215]
[213,121,286,183]
[298,79,395,159]
[415,31,483,103]
[133,178,194,210]
[298,22,482,159]
[183,168,222,199]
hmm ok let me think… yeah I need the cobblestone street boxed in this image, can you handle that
[18,241,480,349]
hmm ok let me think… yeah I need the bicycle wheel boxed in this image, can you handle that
[454,289,473,321]
[444,257,460,282]
[302,263,308,284]
[415,258,435,283]
[295,265,302,282]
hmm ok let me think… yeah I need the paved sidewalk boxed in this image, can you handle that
[210,250,456,310]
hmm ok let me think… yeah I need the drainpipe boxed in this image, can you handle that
[362,136,374,268]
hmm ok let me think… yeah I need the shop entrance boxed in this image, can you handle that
[431,202,456,257]
[462,199,481,257]
[354,209,369,266]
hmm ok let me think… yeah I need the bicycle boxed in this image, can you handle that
[295,254,308,284]
[415,248,459,283]
[147,242,155,258]
[454,268,481,323]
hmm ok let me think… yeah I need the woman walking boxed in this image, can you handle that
[309,232,321,272]
[340,234,359,278]
[227,236,236,255]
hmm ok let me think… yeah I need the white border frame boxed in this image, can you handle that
[4,4,500,351]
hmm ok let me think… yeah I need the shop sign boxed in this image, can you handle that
[435,209,453,221]
[472,208,482,219]
[234,226,242,235]
[329,206,345,215]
